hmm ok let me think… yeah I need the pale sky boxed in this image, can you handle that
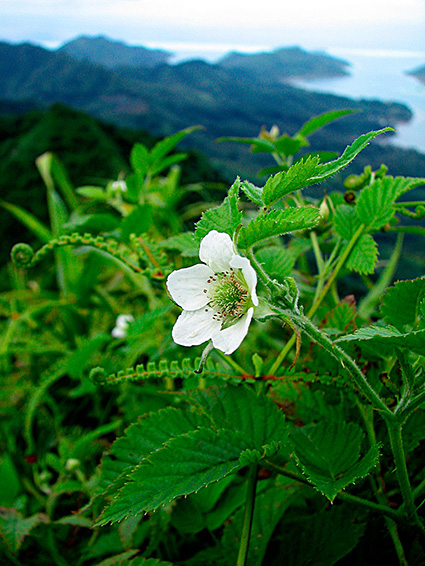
[1,0,425,54]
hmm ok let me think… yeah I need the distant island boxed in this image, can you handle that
[407,64,425,86]
[58,35,171,69]
[219,46,350,82]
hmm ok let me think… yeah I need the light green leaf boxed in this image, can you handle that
[95,427,250,525]
[238,207,321,249]
[149,126,199,167]
[291,421,380,502]
[195,177,242,241]
[381,278,425,331]
[356,177,399,230]
[309,128,393,184]
[240,180,264,206]
[130,143,149,176]
[298,109,358,138]
[334,204,361,240]
[159,232,199,257]
[337,324,425,356]
[262,156,320,207]
[255,246,295,282]
[346,233,378,274]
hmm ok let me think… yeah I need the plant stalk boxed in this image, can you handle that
[236,464,258,566]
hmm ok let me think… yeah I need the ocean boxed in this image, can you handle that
[148,43,425,153]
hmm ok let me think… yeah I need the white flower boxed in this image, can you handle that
[110,180,127,192]
[166,230,258,355]
[112,314,134,338]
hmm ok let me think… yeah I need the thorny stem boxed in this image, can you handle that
[268,223,365,375]
[236,464,258,566]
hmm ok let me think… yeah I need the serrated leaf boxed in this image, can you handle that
[255,246,295,282]
[0,508,48,553]
[346,233,378,274]
[238,207,321,249]
[96,427,250,525]
[291,422,380,502]
[195,178,242,241]
[298,109,358,137]
[356,177,400,230]
[240,180,263,206]
[389,175,425,198]
[159,232,199,257]
[381,278,425,331]
[97,407,209,497]
[334,204,361,240]
[309,128,393,184]
[275,505,365,566]
[262,156,320,207]
[337,324,425,356]
[190,385,288,448]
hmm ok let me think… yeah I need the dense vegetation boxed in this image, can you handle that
[1,109,425,565]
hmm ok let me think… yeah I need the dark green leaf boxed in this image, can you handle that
[291,421,380,501]
[337,324,425,356]
[346,233,378,275]
[0,508,48,553]
[120,204,153,241]
[381,278,425,331]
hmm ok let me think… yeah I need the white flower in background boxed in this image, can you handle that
[166,230,258,355]
[110,180,127,193]
[112,314,134,338]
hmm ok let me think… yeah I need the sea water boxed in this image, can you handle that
[291,48,425,153]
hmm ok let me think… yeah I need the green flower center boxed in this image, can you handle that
[205,269,249,324]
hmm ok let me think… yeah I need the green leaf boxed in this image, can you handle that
[255,246,295,282]
[195,178,242,241]
[337,324,425,356]
[190,385,288,448]
[76,186,108,200]
[217,136,277,153]
[291,421,380,502]
[0,508,48,553]
[346,233,378,275]
[334,204,361,240]
[381,278,425,331]
[0,455,20,506]
[159,232,199,257]
[298,109,358,137]
[356,177,400,230]
[0,199,52,243]
[36,152,79,211]
[240,180,264,206]
[149,126,199,168]
[273,134,306,156]
[388,175,425,198]
[237,207,321,249]
[309,128,393,184]
[274,505,365,566]
[120,204,153,241]
[262,156,320,207]
[221,477,298,566]
[130,143,149,176]
[96,427,250,525]
[97,407,209,497]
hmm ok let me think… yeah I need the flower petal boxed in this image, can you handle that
[172,308,222,347]
[230,255,259,306]
[212,307,254,355]
[199,230,235,272]
[166,264,214,310]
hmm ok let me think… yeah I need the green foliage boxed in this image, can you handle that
[290,421,381,502]
[3,115,425,565]
[195,177,242,240]
[237,207,321,249]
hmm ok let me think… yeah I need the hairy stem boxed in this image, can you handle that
[236,464,258,566]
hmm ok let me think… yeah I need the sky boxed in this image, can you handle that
[1,0,425,58]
